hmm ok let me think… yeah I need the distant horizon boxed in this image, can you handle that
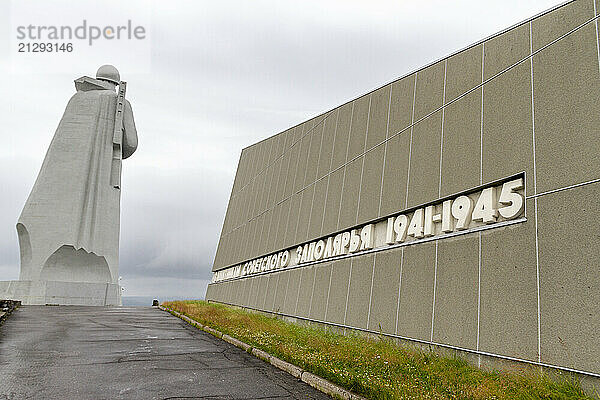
[122,295,205,307]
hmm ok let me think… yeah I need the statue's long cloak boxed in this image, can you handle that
[17,77,137,283]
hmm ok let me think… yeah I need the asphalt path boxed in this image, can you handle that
[0,306,331,400]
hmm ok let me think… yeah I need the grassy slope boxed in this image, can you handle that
[163,300,595,400]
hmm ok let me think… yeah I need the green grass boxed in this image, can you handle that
[163,300,595,400]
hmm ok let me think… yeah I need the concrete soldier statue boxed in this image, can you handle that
[0,65,138,305]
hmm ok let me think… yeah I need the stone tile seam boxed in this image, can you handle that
[404,73,418,212]
[319,109,341,237]
[231,0,579,196]
[273,178,288,252]
[394,247,404,336]
[292,178,303,247]
[324,262,334,322]
[430,59,448,344]
[261,136,282,255]
[265,140,283,222]
[282,171,295,254]
[438,60,448,199]
[477,41,485,368]
[159,305,367,400]
[282,272,290,315]
[336,102,354,232]
[308,264,317,317]
[294,268,303,315]
[343,258,354,325]
[248,147,264,227]
[221,12,600,240]
[596,0,600,78]
[377,83,394,217]
[296,122,318,245]
[306,120,328,242]
[355,95,372,225]
[526,177,600,199]
[283,128,306,249]
[529,19,542,365]
[275,130,293,227]
[301,119,315,199]
[365,253,377,330]
[262,132,276,216]
[259,161,272,255]
[197,301,600,380]
[476,232,482,368]
[430,242,439,342]
[479,41,485,186]
[263,275,271,310]
[271,274,280,311]
[289,124,307,197]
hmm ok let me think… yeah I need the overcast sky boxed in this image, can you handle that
[0,0,560,299]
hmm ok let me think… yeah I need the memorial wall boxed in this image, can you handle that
[206,0,600,380]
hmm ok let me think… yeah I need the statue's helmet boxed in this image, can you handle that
[96,65,120,84]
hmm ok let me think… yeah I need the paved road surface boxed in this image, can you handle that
[0,306,331,400]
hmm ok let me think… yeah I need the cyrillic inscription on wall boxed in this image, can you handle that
[212,174,525,283]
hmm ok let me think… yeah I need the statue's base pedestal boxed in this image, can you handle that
[0,280,121,306]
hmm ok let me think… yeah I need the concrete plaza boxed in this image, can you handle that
[0,306,329,399]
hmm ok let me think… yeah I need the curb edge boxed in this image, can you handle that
[158,305,367,400]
